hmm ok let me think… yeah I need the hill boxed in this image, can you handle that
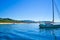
[0,18,36,23]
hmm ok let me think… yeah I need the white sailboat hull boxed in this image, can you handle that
[39,22,60,29]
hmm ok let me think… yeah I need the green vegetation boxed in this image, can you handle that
[0,18,36,23]
[0,18,21,23]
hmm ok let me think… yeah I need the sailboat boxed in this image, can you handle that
[39,0,60,29]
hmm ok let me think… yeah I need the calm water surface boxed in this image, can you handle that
[0,23,60,40]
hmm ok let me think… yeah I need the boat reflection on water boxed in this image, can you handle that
[39,27,56,40]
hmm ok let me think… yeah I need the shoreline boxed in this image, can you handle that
[0,23,26,24]
[0,23,39,24]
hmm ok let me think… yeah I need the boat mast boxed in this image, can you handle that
[52,0,54,23]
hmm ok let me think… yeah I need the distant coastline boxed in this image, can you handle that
[1,18,59,24]
[0,18,39,24]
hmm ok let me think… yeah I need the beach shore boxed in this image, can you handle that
[0,23,24,24]
[0,22,39,24]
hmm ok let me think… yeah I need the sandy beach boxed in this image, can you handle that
[0,23,24,24]
[0,23,32,24]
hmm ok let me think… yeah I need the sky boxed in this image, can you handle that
[0,0,60,22]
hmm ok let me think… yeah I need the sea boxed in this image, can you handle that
[0,23,60,40]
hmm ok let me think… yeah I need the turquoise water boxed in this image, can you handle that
[0,23,60,40]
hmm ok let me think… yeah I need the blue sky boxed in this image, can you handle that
[0,0,60,22]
